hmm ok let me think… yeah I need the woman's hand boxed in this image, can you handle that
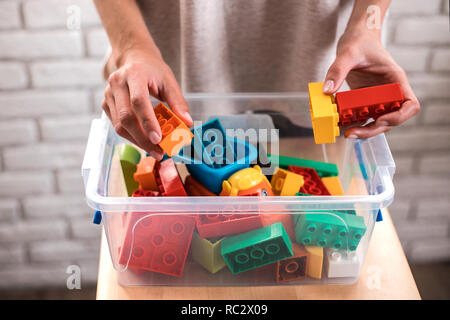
[323,29,420,139]
[102,48,193,159]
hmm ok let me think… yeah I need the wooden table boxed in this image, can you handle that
[96,208,420,300]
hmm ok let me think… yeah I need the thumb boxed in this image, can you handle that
[323,53,355,94]
[162,79,193,127]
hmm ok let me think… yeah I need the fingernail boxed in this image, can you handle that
[149,151,163,160]
[323,80,334,93]
[149,131,161,144]
[377,121,388,127]
[183,112,193,125]
[347,134,357,139]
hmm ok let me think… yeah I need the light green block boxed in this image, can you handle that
[118,144,141,196]
[191,232,227,274]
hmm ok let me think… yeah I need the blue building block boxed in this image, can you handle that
[190,118,235,168]
[93,210,102,224]
[185,138,257,194]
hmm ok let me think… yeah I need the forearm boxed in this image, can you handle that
[93,0,162,67]
[345,0,391,38]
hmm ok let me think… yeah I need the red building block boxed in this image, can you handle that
[132,189,160,197]
[119,212,195,277]
[154,103,193,157]
[157,159,187,197]
[196,205,264,238]
[184,175,217,196]
[276,243,309,282]
[133,156,159,191]
[287,166,331,196]
[335,83,404,126]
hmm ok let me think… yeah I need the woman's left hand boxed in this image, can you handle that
[323,29,420,139]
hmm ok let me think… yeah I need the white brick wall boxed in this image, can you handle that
[0,62,28,89]
[0,0,106,290]
[387,1,450,264]
[0,0,448,292]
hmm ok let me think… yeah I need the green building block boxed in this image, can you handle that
[294,212,366,251]
[296,192,312,196]
[221,222,293,274]
[118,144,141,196]
[268,154,338,177]
[191,232,227,274]
[292,209,357,225]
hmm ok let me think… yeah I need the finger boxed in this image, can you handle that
[127,75,162,145]
[104,87,140,147]
[345,122,392,140]
[323,52,357,94]
[109,76,164,159]
[160,78,193,127]
[374,71,420,127]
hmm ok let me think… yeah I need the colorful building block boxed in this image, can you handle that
[324,246,363,278]
[271,168,304,196]
[321,176,344,195]
[132,189,160,197]
[308,82,340,144]
[196,212,264,239]
[157,158,187,196]
[294,212,366,251]
[296,192,312,196]
[118,213,196,277]
[184,175,217,196]
[133,156,159,191]
[181,138,258,194]
[191,118,235,168]
[276,243,308,282]
[154,103,193,157]
[118,144,141,196]
[191,232,227,274]
[336,83,404,126]
[304,245,323,279]
[221,165,273,197]
[221,222,293,274]
[268,154,338,177]
[288,166,330,196]
[261,214,296,241]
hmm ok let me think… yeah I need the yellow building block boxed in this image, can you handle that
[308,82,340,144]
[191,232,227,274]
[322,176,344,195]
[304,245,323,279]
[271,168,304,196]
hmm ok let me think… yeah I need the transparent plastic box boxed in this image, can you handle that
[82,93,395,286]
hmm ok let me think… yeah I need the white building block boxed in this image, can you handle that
[324,246,363,278]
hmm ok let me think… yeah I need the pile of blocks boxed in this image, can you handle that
[114,101,368,281]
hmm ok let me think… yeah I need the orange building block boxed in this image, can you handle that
[133,156,159,191]
[271,168,304,196]
[154,103,193,157]
[184,175,217,196]
[276,243,309,282]
[322,176,344,195]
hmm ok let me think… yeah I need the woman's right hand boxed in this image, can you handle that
[102,48,193,160]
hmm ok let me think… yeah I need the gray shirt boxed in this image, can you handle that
[137,0,352,93]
